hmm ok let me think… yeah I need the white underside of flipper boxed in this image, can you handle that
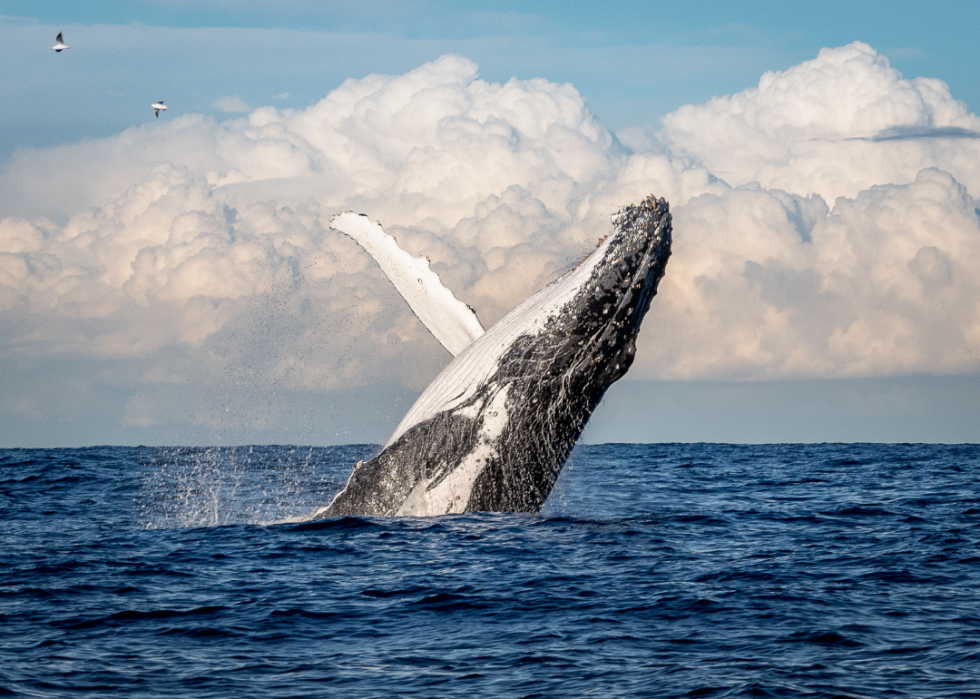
[330,213,485,357]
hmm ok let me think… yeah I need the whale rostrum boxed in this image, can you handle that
[315,194,672,518]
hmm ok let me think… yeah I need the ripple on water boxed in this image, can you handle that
[0,443,978,697]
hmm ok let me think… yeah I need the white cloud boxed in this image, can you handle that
[636,169,980,380]
[213,95,252,113]
[659,42,980,202]
[1,45,979,438]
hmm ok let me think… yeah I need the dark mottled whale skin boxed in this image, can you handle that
[316,195,672,518]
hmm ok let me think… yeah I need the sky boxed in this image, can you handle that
[1,1,979,446]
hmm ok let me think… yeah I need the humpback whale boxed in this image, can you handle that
[314,194,672,518]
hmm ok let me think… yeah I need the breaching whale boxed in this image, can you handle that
[313,194,672,518]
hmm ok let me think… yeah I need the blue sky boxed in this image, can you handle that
[3,1,980,156]
[2,1,979,446]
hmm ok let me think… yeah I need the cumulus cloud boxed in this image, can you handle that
[213,95,252,113]
[659,42,980,202]
[638,169,980,380]
[1,45,979,439]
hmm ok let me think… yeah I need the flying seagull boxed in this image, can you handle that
[151,101,167,118]
[52,32,70,52]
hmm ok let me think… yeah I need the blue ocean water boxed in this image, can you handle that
[2,443,980,698]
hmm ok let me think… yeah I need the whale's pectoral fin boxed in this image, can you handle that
[329,212,485,357]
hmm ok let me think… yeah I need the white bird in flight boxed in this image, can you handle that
[52,32,70,52]
[151,101,167,118]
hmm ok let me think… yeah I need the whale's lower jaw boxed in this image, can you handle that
[317,195,672,518]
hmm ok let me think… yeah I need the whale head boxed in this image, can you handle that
[319,195,672,518]
[532,194,673,396]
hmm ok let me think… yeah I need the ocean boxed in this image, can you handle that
[2,443,979,698]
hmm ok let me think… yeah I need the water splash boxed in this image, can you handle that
[136,445,376,528]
